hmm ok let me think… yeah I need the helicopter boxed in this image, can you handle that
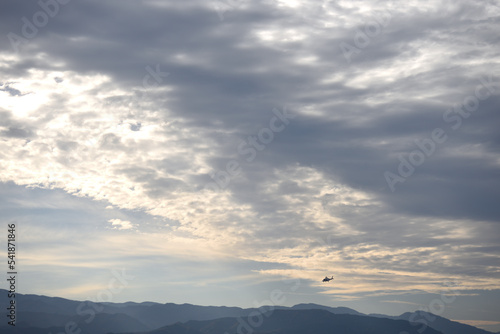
[322,276,334,282]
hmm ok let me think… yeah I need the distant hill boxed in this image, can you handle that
[16,311,72,328]
[0,289,495,334]
[290,303,362,315]
[398,311,494,334]
[0,289,248,329]
[0,289,361,330]
[369,310,494,334]
[130,309,443,334]
[0,312,149,334]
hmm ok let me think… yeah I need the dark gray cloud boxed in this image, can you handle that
[2,0,498,236]
[0,82,23,96]
[0,126,33,138]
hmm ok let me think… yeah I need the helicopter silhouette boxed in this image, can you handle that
[322,276,334,282]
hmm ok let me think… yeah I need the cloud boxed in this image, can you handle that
[108,219,134,230]
[452,320,500,328]
[0,0,499,316]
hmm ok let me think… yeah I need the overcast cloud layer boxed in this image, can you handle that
[1,0,499,330]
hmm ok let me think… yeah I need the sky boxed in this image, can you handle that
[1,0,500,331]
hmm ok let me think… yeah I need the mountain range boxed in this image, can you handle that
[0,289,494,334]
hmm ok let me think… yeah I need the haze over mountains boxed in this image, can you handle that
[0,290,494,334]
